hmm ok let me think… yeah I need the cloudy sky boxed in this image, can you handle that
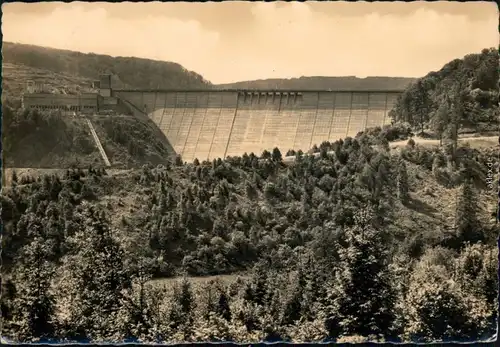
[2,1,498,84]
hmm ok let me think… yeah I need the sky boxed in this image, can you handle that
[2,1,498,84]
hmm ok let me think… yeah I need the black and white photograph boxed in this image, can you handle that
[1,1,499,344]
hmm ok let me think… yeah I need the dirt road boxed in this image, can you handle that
[283,136,498,163]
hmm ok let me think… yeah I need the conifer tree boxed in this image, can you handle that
[281,269,305,325]
[456,178,483,244]
[432,101,450,146]
[414,80,431,135]
[175,154,183,166]
[245,180,258,200]
[300,254,328,320]
[261,150,271,160]
[271,147,282,162]
[446,82,465,158]
[397,158,410,204]
[56,206,131,340]
[169,276,195,329]
[11,169,18,185]
[327,207,397,338]
[405,257,491,341]
[216,291,232,321]
[9,236,56,341]
[116,258,155,340]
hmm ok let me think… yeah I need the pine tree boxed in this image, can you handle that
[116,258,155,340]
[414,81,431,135]
[397,158,410,204]
[56,206,132,340]
[447,82,465,159]
[169,276,195,330]
[456,179,483,244]
[11,169,18,186]
[216,291,232,321]
[300,254,328,320]
[245,180,258,200]
[261,150,271,160]
[432,101,450,146]
[327,207,397,338]
[9,236,56,341]
[175,154,183,166]
[281,269,305,325]
[405,257,491,341]
[271,147,282,162]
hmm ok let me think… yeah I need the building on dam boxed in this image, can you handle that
[21,73,404,161]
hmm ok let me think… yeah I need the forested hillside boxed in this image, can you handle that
[2,42,213,92]
[2,42,415,95]
[390,48,499,136]
[217,76,415,91]
[1,46,498,344]
[2,103,174,168]
[2,127,498,343]
[2,42,206,168]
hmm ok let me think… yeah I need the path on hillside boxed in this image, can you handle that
[389,136,498,148]
[86,119,111,167]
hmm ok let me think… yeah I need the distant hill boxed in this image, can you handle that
[216,76,416,91]
[2,43,416,96]
[2,42,213,93]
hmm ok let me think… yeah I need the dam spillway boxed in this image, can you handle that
[115,90,402,162]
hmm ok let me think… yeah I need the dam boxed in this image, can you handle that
[115,89,402,162]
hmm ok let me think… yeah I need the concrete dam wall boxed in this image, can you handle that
[115,90,402,162]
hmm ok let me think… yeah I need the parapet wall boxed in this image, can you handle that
[114,90,401,161]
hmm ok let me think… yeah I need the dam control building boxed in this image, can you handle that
[21,74,118,114]
[21,74,404,161]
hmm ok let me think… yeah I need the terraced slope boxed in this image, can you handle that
[2,63,93,98]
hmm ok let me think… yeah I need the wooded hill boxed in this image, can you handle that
[390,48,499,136]
[1,104,174,168]
[3,42,416,94]
[2,42,212,92]
[217,76,415,91]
